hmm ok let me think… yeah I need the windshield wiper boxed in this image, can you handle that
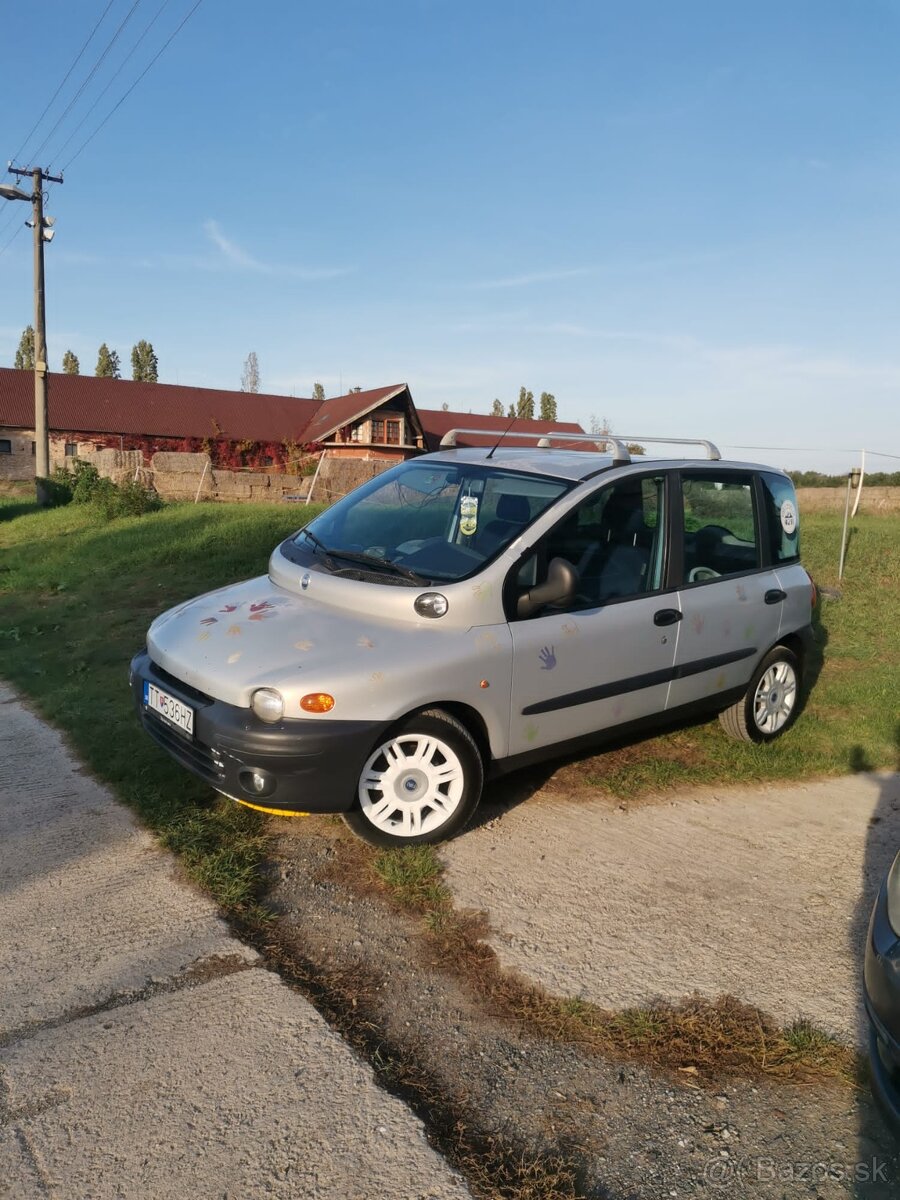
[325,548,429,585]
[299,527,337,568]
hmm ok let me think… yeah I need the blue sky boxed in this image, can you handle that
[2,0,899,472]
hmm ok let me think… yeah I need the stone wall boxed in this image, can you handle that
[148,452,309,504]
[309,455,395,503]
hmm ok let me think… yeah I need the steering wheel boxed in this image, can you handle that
[688,565,721,582]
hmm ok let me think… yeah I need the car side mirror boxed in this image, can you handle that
[517,556,579,618]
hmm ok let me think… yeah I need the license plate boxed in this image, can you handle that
[144,681,194,737]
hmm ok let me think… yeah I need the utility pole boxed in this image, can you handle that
[7,163,63,492]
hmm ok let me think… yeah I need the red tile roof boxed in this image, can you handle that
[0,368,321,442]
[417,409,588,452]
[0,369,591,459]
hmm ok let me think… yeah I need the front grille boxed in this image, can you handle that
[148,660,213,706]
[142,710,225,783]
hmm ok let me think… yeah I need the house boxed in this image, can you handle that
[0,367,587,482]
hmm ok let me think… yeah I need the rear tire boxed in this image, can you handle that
[719,645,801,744]
[343,709,483,847]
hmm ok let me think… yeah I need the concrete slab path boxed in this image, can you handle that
[0,683,469,1199]
[443,772,900,1046]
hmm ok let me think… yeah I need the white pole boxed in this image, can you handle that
[850,449,865,519]
[306,450,326,504]
[194,459,210,504]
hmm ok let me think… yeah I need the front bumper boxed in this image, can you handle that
[864,874,900,1132]
[130,649,387,814]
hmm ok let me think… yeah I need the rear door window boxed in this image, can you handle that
[760,473,800,564]
[680,474,760,582]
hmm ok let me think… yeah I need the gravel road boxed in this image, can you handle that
[443,772,900,1044]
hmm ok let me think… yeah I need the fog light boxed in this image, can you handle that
[300,692,335,713]
[251,688,284,723]
[239,768,275,798]
[414,592,449,619]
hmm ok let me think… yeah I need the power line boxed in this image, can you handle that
[50,0,175,169]
[0,221,26,263]
[61,0,205,173]
[11,0,118,165]
[29,0,144,166]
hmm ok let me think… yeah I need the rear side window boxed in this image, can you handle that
[761,473,800,564]
[681,474,759,582]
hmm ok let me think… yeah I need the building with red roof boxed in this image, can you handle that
[0,367,586,482]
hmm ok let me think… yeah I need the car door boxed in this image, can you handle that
[506,473,679,756]
[666,470,783,711]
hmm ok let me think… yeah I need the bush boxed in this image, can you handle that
[48,460,161,520]
[69,461,103,504]
[36,473,73,507]
[90,477,162,521]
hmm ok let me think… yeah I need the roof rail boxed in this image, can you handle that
[614,435,721,461]
[437,428,721,462]
[438,427,631,464]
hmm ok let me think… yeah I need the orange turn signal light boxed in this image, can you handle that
[300,692,335,713]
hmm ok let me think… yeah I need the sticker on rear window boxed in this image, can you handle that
[460,495,479,536]
[780,499,797,536]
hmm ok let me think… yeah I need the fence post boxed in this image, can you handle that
[194,459,210,504]
[306,450,326,505]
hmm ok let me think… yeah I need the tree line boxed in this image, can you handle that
[490,387,558,422]
[13,326,159,382]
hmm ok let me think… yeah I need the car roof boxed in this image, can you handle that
[424,447,784,484]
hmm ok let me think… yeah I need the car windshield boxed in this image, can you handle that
[294,460,571,583]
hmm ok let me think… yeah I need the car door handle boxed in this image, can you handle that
[653,608,683,626]
[765,589,787,605]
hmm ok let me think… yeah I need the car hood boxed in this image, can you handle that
[146,574,458,714]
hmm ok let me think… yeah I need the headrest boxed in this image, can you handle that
[602,491,645,540]
[495,493,530,523]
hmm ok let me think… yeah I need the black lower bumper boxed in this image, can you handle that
[130,650,386,814]
[864,873,900,1132]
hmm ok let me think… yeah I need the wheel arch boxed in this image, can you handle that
[397,701,493,766]
[770,631,806,670]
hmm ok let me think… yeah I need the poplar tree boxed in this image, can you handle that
[539,391,557,421]
[241,352,260,393]
[95,344,121,378]
[131,340,158,382]
[14,326,35,370]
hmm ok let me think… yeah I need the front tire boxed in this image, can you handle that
[343,709,483,847]
[719,645,801,743]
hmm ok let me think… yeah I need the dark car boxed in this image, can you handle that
[865,851,900,1130]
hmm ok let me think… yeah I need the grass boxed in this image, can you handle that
[0,500,895,896]
[0,498,894,1074]
[365,842,857,1086]
[0,497,321,910]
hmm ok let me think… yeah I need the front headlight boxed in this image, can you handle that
[251,688,284,724]
[886,852,900,937]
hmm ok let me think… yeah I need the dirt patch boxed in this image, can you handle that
[263,813,900,1199]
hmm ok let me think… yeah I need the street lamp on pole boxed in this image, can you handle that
[1,164,62,503]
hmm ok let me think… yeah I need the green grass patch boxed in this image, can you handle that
[0,498,321,910]
[0,497,878,1088]
[0,502,896,902]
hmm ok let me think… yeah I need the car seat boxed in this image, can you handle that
[595,488,650,600]
[477,493,531,557]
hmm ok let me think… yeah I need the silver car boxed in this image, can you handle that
[131,433,815,846]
